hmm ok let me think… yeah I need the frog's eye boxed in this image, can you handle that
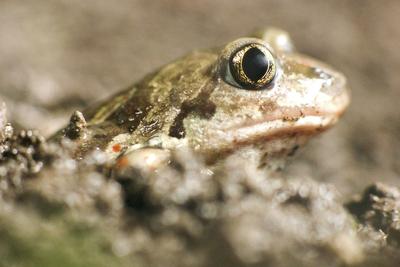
[227,43,276,89]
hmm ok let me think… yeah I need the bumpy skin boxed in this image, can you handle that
[52,28,349,164]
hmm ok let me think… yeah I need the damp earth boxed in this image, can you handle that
[0,1,400,266]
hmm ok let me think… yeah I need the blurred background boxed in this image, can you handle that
[0,0,399,199]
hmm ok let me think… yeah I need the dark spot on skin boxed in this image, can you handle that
[108,92,153,134]
[140,119,162,136]
[288,144,300,157]
[167,65,218,139]
[169,88,216,139]
[128,125,136,133]
[115,108,128,125]
[169,106,189,139]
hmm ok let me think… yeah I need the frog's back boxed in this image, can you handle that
[53,50,219,157]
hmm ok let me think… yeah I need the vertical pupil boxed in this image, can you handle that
[242,47,269,82]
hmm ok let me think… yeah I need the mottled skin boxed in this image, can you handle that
[53,28,349,167]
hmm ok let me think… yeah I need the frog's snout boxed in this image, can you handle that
[279,53,350,122]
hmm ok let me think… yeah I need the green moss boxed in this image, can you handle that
[0,211,133,267]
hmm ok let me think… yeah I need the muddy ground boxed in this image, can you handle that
[0,1,399,266]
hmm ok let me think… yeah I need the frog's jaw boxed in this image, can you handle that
[191,111,337,162]
[227,112,338,138]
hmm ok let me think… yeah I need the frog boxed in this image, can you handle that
[52,27,349,171]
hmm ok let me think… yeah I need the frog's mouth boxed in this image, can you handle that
[226,109,337,143]
[210,92,349,153]
[200,108,343,163]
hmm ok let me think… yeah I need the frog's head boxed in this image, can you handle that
[184,28,349,163]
